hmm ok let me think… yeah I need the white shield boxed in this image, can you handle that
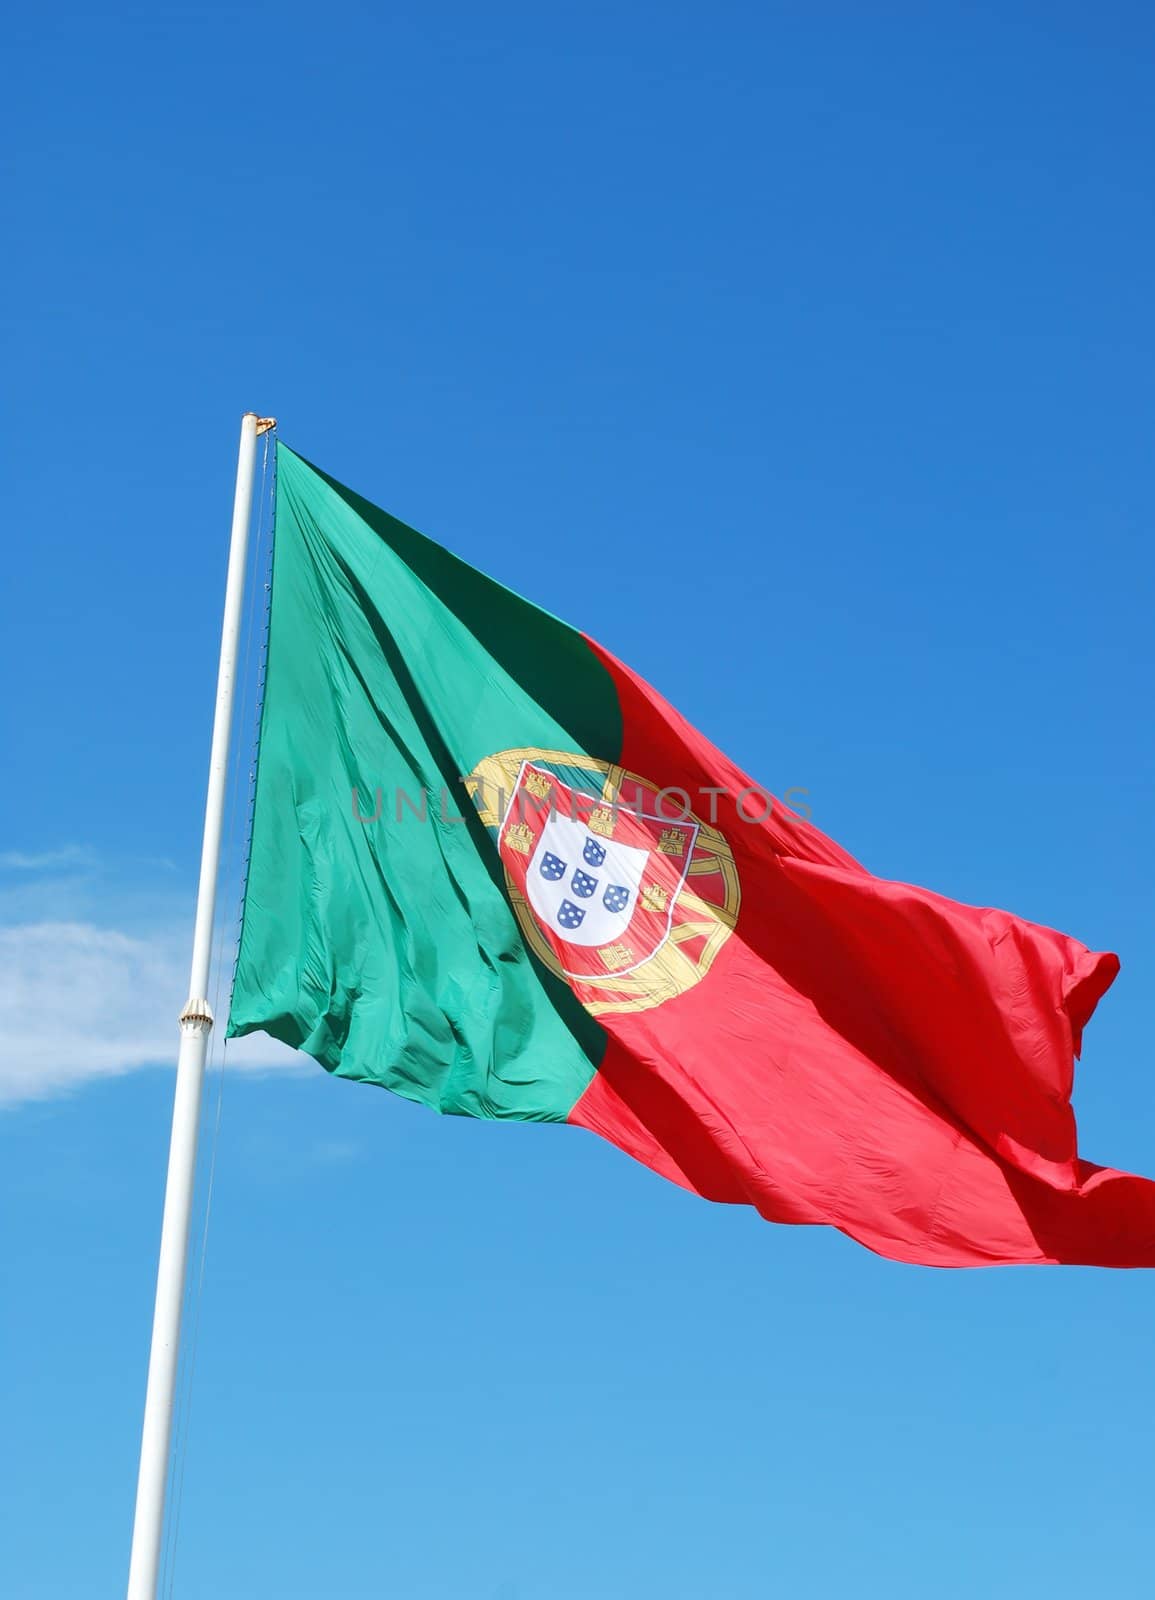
[525,811,650,948]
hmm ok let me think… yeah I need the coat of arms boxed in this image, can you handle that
[467,749,741,1015]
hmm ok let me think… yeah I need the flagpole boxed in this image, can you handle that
[126,411,274,1600]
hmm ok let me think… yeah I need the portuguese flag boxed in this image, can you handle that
[229,443,1155,1268]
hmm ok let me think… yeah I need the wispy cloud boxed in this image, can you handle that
[0,844,99,872]
[0,865,300,1108]
[0,844,308,1107]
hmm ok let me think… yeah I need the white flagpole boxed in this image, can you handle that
[126,410,273,1600]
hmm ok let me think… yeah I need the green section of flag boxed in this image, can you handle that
[227,444,619,1120]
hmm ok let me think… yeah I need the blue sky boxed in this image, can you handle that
[3,2,1154,1595]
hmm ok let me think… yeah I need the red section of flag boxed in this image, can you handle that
[567,636,1154,1268]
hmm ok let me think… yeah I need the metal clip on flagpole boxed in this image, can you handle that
[126,411,276,1600]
